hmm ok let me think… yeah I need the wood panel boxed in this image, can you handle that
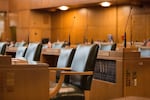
[91,60,123,100]
[17,11,30,28]
[17,0,31,10]
[14,10,51,42]
[0,55,11,65]
[132,15,146,41]
[16,28,29,42]
[30,0,42,9]
[146,14,150,38]
[51,6,126,44]
[131,6,150,42]
[87,7,116,42]
[9,0,18,12]
[0,64,49,100]
[117,6,131,43]
[9,0,31,12]
[29,11,51,42]
[51,6,150,44]
[90,50,150,100]
[0,0,8,11]
[8,0,51,42]
[7,0,150,44]
[30,29,42,42]
[124,59,150,97]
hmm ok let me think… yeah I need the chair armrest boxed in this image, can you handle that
[49,71,93,98]
[61,71,93,75]
[48,67,71,71]
[12,58,28,64]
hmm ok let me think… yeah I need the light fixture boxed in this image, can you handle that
[100,1,111,7]
[58,6,69,11]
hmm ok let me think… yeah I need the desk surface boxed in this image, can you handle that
[42,48,60,56]
[6,47,17,53]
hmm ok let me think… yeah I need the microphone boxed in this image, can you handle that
[123,1,143,48]
[124,6,133,48]
[68,33,70,46]
[68,16,76,45]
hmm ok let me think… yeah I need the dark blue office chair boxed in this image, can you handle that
[50,44,99,100]
[0,42,7,55]
[14,41,26,47]
[14,43,42,62]
[15,47,27,58]
[49,47,75,88]
[24,43,42,61]
[100,43,116,51]
[52,42,65,49]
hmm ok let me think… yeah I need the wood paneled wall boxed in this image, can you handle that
[5,0,150,43]
[9,0,31,11]
[132,7,150,42]
[0,0,9,41]
[15,11,51,42]
[51,6,150,44]
[8,0,51,42]
[51,6,128,44]
[0,0,8,11]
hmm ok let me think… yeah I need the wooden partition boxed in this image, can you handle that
[0,64,49,100]
[0,0,8,11]
[0,55,11,65]
[5,47,17,57]
[41,48,60,66]
[90,49,150,100]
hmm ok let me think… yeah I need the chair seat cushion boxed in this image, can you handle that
[50,83,84,100]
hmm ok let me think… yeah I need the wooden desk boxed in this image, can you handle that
[0,63,49,100]
[0,55,49,100]
[41,48,60,66]
[5,47,17,57]
[90,48,150,100]
[0,55,11,65]
[6,47,60,66]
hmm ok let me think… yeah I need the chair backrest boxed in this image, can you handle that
[52,42,65,49]
[100,43,116,51]
[15,47,27,58]
[24,43,42,61]
[15,41,26,47]
[0,42,7,55]
[56,48,75,82]
[138,47,150,57]
[70,44,99,90]
[57,48,75,68]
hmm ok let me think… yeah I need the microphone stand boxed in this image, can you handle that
[124,6,133,48]
[68,16,76,46]
[68,33,70,46]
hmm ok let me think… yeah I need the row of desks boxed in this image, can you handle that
[4,47,150,100]
[0,53,49,100]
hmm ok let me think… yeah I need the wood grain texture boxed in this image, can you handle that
[0,64,49,100]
